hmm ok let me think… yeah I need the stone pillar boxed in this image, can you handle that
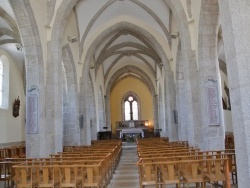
[79,75,92,145]
[10,0,50,157]
[198,0,224,150]
[219,0,250,186]
[153,94,159,129]
[158,86,166,136]
[62,46,80,146]
[104,95,111,131]
[165,71,178,141]
[184,50,203,148]
[176,43,189,141]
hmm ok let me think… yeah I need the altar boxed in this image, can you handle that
[119,128,144,138]
[115,120,149,141]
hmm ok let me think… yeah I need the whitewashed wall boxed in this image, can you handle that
[0,49,25,144]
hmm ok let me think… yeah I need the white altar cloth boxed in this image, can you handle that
[119,128,144,138]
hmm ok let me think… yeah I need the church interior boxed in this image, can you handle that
[0,0,249,187]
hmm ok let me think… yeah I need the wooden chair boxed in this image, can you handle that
[137,160,158,188]
[38,165,60,187]
[14,165,38,188]
[59,165,81,188]
[158,161,181,188]
[0,149,6,161]
[82,164,102,188]
[203,158,231,188]
[180,160,205,188]
[0,161,12,188]
[227,153,237,184]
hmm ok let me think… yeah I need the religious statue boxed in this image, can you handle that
[13,96,20,118]
[224,82,231,111]
[222,97,227,110]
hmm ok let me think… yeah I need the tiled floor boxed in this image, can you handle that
[108,145,140,188]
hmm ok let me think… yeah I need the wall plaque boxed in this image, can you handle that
[27,85,39,134]
[206,76,220,126]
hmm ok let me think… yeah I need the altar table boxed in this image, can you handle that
[119,128,144,138]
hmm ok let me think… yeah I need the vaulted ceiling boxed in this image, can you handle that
[74,0,173,91]
[0,0,24,73]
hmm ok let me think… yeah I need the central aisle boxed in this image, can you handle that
[108,144,139,187]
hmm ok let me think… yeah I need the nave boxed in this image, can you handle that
[0,138,237,188]
[1,138,238,188]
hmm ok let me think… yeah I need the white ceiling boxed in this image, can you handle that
[0,1,24,74]
[74,0,171,86]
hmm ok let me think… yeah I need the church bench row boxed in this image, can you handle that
[1,158,110,187]
[137,158,231,188]
[138,150,235,158]
[138,148,200,156]
[0,146,25,160]
[138,152,236,181]
[3,158,110,186]
[7,140,121,187]
[13,163,104,188]
[136,138,237,187]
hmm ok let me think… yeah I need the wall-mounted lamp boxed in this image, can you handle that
[15,43,22,51]
[44,24,51,29]
[188,18,195,23]
[170,32,179,39]
[68,36,78,43]
[89,65,95,69]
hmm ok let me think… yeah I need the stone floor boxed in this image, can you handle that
[108,144,140,188]
[107,142,238,188]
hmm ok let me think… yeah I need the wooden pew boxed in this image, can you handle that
[137,158,231,188]
[137,160,158,188]
[14,164,38,188]
[0,161,12,188]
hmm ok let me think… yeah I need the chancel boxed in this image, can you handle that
[1,0,250,187]
[116,120,149,141]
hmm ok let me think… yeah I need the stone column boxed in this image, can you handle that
[104,95,111,131]
[175,43,189,141]
[153,94,159,129]
[158,86,166,136]
[165,71,178,141]
[184,50,203,148]
[219,0,250,186]
[10,0,50,157]
[79,74,92,145]
[198,0,224,151]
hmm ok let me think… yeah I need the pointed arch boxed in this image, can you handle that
[121,91,141,121]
